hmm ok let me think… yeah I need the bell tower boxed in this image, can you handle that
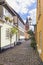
[25,17,29,39]
[25,17,29,31]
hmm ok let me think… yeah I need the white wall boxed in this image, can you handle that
[18,19,25,39]
[1,23,16,48]
[18,19,25,32]
[11,34,16,43]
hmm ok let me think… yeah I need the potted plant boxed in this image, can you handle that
[5,16,10,22]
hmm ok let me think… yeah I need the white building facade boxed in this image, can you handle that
[18,18,25,39]
[0,0,25,52]
[0,2,18,52]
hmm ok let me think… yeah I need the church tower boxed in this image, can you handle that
[25,17,29,39]
[25,17,29,31]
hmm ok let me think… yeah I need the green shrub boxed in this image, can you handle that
[27,30,37,50]
[31,36,35,41]
[31,40,37,50]
[28,30,34,36]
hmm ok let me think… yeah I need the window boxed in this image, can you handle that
[3,7,12,18]
[18,19,24,29]
[6,29,10,39]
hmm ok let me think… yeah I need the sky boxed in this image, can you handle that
[6,0,37,30]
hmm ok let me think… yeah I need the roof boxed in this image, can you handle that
[0,1,25,25]
[11,9,25,25]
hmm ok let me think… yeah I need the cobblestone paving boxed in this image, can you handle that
[0,40,43,65]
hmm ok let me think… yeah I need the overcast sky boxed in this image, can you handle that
[6,0,37,30]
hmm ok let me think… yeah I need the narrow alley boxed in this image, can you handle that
[0,40,42,65]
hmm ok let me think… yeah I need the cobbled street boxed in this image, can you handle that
[0,40,43,65]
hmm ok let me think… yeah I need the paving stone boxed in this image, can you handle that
[0,40,43,65]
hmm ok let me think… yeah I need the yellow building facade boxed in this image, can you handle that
[36,0,43,61]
